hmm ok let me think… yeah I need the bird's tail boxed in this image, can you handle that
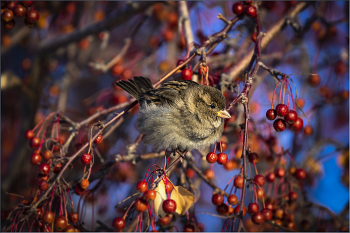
[115,76,153,100]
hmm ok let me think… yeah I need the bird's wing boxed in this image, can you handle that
[140,80,199,106]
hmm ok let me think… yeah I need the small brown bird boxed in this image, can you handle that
[116,76,231,152]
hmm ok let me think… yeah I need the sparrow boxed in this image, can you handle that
[115,76,231,152]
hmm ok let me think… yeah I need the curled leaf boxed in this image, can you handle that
[170,186,194,216]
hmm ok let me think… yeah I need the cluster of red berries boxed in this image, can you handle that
[1,1,39,30]
[266,104,303,132]
[212,192,272,225]
[40,210,80,231]
[112,180,177,231]
[232,1,257,18]
[206,142,228,165]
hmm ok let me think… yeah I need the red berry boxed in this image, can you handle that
[176,59,184,69]
[245,5,257,18]
[284,110,298,124]
[68,212,79,224]
[204,169,215,180]
[206,152,218,164]
[144,190,156,201]
[53,163,62,174]
[39,163,50,175]
[265,202,273,210]
[30,137,41,148]
[81,153,92,164]
[217,141,228,152]
[42,211,54,224]
[54,216,67,231]
[80,179,89,189]
[261,208,272,221]
[30,153,42,165]
[1,9,14,22]
[74,184,85,196]
[266,109,277,121]
[266,172,275,182]
[234,176,244,189]
[135,198,148,212]
[13,4,26,17]
[43,150,52,161]
[288,191,298,202]
[162,199,177,214]
[294,168,306,179]
[164,182,173,194]
[25,130,35,140]
[254,175,265,186]
[21,1,34,7]
[228,194,238,205]
[38,180,49,191]
[243,1,253,4]
[234,205,247,217]
[212,193,224,206]
[159,215,171,226]
[181,68,193,80]
[136,181,148,193]
[63,225,75,232]
[217,153,228,165]
[252,212,265,225]
[304,125,313,136]
[186,168,195,178]
[273,119,286,132]
[275,168,285,178]
[248,203,259,214]
[275,104,289,117]
[94,134,103,144]
[4,19,15,30]
[217,204,229,216]
[232,2,244,15]
[248,152,259,163]
[38,174,49,181]
[183,224,195,232]
[25,9,39,23]
[112,217,125,230]
[291,117,303,131]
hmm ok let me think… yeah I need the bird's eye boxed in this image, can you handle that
[210,103,216,109]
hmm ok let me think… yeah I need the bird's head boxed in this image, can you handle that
[187,85,231,127]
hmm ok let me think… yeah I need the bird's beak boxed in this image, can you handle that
[217,109,231,119]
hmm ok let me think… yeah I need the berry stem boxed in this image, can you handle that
[285,79,290,110]
[279,80,283,104]
[134,214,140,232]
[286,151,298,168]
[144,164,161,181]
[147,205,155,230]
[139,211,143,232]
[282,81,286,104]
[271,80,281,109]
[253,185,257,203]
[285,79,296,111]
[224,175,237,192]
[253,161,258,175]
[66,185,74,211]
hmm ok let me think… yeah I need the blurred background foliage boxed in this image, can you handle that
[1,1,349,232]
